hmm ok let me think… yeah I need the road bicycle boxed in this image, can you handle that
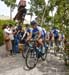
[25,39,48,69]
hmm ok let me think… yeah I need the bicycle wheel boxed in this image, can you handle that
[22,46,29,59]
[25,48,38,69]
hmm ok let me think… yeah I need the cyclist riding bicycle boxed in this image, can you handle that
[51,28,60,46]
[31,21,45,54]
[52,28,59,39]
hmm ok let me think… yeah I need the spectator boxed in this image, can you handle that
[2,24,12,56]
[13,29,19,54]
[9,24,14,55]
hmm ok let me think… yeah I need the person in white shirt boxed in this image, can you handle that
[3,24,12,56]
[9,24,15,54]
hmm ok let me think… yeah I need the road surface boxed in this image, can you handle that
[0,45,69,75]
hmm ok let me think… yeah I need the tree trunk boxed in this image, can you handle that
[10,5,12,20]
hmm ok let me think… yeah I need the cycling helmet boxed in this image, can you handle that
[30,21,37,25]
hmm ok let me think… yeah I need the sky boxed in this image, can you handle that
[0,0,30,18]
[0,0,50,17]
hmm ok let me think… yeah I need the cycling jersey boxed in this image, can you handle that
[27,28,32,33]
[52,29,59,39]
[42,28,46,38]
[32,26,45,39]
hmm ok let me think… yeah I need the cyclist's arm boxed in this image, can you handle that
[26,29,32,41]
[37,31,41,40]
[21,31,27,40]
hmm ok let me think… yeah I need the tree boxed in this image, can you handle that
[29,0,46,24]
[48,0,69,37]
[29,0,53,26]
[30,0,69,38]
[1,0,16,6]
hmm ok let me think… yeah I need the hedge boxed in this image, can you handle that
[0,20,16,26]
[0,30,4,46]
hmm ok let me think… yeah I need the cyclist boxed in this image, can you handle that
[31,21,45,54]
[58,33,65,48]
[48,30,54,49]
[21,24,32,43]
[51,27,59,46]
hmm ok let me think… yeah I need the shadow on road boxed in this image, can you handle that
[36,54,69,75]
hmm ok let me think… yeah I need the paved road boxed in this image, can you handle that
[0,45,69,75]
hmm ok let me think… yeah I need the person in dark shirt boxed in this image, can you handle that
[17,22,22,31]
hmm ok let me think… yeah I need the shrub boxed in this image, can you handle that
[0,20,16,26]
[0,30,4,46]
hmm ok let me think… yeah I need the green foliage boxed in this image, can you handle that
[48,0,69,39]
[0,30,4,46]
[1,0,16,7]
[30,0,69,40]
[30,0,46,23]
[0,20,16,26]
[48,0,69,27]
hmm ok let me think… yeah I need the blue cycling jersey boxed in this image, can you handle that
[42,28,46,37]
[52,29,59,38]
[32,26,45,39]
[27,28,32,33]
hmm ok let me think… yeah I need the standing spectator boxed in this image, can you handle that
[17,22,23,43]
[13,29,19,54]
[9,24,14,55]
[2,24,12,56]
